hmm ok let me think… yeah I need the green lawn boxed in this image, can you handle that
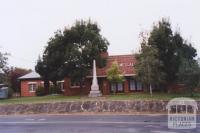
[0,92,200,105]
[0,95,81,105]
[107,92,200,100]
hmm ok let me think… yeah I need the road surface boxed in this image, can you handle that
[0,114,199,133]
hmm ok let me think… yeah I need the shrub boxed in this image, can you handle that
[36,86,46,96]
[49,86,62,94]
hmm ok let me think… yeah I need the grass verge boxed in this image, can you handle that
[0,92,200,105]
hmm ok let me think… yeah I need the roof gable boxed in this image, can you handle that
[18,71,41,80]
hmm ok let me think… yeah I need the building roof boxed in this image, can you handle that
[18,54,136,79]
[88,54,136,77]
[18,71,41,80]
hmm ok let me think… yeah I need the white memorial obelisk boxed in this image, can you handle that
[89,60,102,97]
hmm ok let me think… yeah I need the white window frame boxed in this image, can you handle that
[28,82,37,92]
[137,81,142,91]
[57,80,64,91]
[129,79,136,91]
[70,80,85,88]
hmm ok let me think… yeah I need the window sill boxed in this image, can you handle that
[70,86,85,88]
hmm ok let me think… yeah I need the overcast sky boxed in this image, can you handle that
[0,0,199,70]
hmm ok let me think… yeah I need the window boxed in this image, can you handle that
[57,81,64,91]
[71,81,80,87]
[129,79,143,91]
[110,83,124,93]
[129,79,136,91]
[117,83,123,92]
[111,83,116,92]
[70,79,85,87]
[28,83,37,92]
[136,81,142,91]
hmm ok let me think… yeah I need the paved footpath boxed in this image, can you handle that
[0,114,199,133]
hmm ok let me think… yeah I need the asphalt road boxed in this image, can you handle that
[0,114,199,133]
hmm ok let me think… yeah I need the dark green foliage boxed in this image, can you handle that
[148,18,197,84]
[64,20,109,93]
[35,86,46,96]
[148,18,177,83]
[135,45,166,90]
[177,58,200,96]
[36,19,109,94]
[136,18,198,94]
[135,32,166,94]
[49,86,62,94]
[64,20,109,78]
[35,56,50,94]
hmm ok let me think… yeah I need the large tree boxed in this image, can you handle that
[35,56,51,94]
[148,18,197,85]
[36,20,109,94]
[35,30,67,93]
[135,33,165,95]
[63,20,109,92]
[135,18,198,93]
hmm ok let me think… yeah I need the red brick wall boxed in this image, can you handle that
[21,77,143,97]
[63,78,91,96]
[20,80,43,97]
[124,80,129,94]
[63,77,143,96]
[102,79,110,95]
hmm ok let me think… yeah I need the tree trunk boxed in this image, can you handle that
[44,80,49,94]
[79,80,83,96]
[190,87,194,97]
[53,81,57,88]
[150,84,153,97]
[53,80,58,94]
[113,82,116,95]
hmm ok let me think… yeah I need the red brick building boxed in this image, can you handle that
[19,72,43,97]
[19,54,143,97]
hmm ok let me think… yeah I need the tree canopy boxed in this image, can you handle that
[177,58,200,96]
[35,20,109,92]
[63,20,109,88]
[135,33,165,94]
[135,18,199,93]
[107,61,125,83]
[148,18,197,84]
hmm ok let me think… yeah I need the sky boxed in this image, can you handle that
[0,0,199,70]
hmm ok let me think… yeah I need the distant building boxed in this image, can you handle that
[19,53,143,97]
[18,71,42,97]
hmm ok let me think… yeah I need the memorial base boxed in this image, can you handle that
[88,90,102,97]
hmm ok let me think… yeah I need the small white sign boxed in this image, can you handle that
[166,98,198,129]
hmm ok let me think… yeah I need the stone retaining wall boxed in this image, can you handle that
[0,100,199,115]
